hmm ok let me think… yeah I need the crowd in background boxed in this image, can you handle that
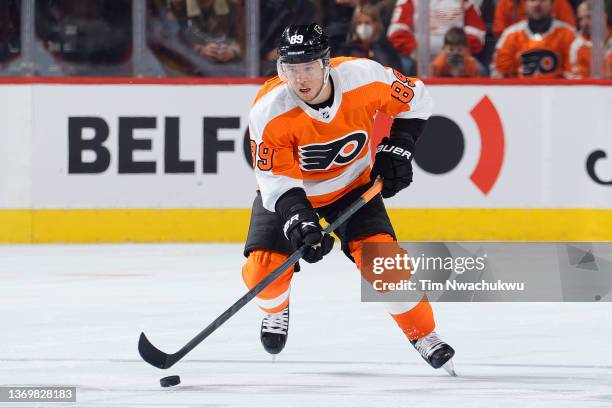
[0,0,611,78]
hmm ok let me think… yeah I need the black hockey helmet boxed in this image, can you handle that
[278,23,330,64]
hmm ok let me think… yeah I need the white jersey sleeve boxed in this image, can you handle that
[373,60,433,120]
[248,85,303,212]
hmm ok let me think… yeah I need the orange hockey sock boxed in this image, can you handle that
[349,234,436,341]
[386,296,435,340]
[241,250,294,313]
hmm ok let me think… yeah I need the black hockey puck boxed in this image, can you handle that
[160,375,181,387]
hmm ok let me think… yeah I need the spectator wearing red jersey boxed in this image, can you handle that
[493,0,576,39]
[430,27,481,77]
[387,0,486,61]
[568,0,612,78]
[492,0,576,78]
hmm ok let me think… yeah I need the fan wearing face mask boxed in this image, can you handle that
[337,5,403,71]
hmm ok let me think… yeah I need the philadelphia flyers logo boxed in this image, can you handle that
[298,131,367,171]
[520,49,559,76]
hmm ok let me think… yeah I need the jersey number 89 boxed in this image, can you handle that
[391,69,416,105]
[250,140,274,171]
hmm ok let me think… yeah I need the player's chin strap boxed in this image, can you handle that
[310,61,331,101]
[277,59,287,82]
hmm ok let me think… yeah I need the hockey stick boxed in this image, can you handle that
[138,178,383,369]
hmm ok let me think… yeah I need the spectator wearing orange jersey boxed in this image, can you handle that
[430,27,481,77]
[569,0,612,78]
[386,0,486,62]
[493,0,576,39]
[492,0,576,78]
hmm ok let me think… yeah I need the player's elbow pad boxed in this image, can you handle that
[389,118,427,152]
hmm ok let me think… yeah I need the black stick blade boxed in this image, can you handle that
[138,332,172,369]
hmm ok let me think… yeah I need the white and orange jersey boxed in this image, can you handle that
[569,33,592,79]
[493,0,576,39]
[249,57,432,212]
[492,19,576,78]
[569,32,612,79]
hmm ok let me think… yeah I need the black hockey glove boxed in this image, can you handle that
[371,136,414,198]
[276,188,334,264]
[371,118,426,198]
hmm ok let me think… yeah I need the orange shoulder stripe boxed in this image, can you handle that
[330,56,361,67]
[253,76,285,106]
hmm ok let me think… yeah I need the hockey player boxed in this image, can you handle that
[242,23,455,372]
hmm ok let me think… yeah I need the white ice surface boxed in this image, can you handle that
[0,244,611,407]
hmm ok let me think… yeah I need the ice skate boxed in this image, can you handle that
[411,331,455,373]
[260,305,289,355]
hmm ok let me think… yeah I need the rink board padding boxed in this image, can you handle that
[0,80,611,243]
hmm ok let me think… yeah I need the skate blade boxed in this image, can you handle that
[442,360,457,377]
[271,354,276,363]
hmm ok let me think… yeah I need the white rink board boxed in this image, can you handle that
[0,86,33,209]
[0,83,611,209]
[393,86,612,208]
[30,84,260,209]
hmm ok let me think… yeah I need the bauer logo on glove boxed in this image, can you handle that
[371,137,415,198]
[376,144,413,160]
[276,188,335,263]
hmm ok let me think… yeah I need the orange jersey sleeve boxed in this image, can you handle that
[551,0,577,31]
[491,23,521,76]
[430,52,449,77]
[568,34,591,79]
[569,35,612,78]
[430,51,481,77]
